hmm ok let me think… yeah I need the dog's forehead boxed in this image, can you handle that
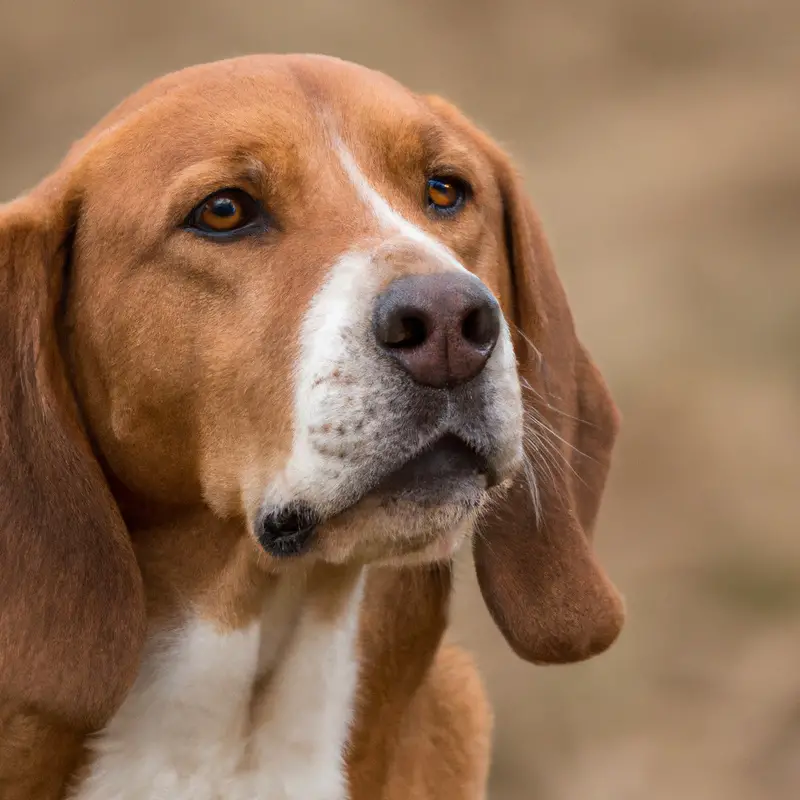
[111,54,420,120]
[81,55,439,175]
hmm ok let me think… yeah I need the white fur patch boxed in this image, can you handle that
[259,140,464,515]
[335,141,467,273]
[259,249,383,514]
[255,141,524,527]
[72,572,364,800]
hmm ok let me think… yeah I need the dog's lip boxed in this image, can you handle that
[256,434,500,556]
[324,433,496,520]
[370,433,493,497]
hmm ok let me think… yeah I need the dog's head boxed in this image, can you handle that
[0,55,623,729]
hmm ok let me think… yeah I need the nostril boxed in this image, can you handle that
[383,314,428,349]
[373,275,500,388]
[461,305,498,349]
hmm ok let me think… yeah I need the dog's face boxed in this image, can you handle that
[0,55,624,729]
[64,56,523,565]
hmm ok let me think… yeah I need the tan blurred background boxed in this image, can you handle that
[2,1,798,797]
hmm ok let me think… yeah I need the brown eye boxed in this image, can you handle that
[186,189,263,237]
[426,177,466,214]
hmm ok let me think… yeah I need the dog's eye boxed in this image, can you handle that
[426,177,467,215]
[186,189,263,236]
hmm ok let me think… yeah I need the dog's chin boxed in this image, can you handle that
[257,435,492,564]
[315,435,492,565]
[315,496,480,567]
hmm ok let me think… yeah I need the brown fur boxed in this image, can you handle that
[425,96,625,663]
[0,55,623,799]
[383,644,493,800]
[0,707,83,800]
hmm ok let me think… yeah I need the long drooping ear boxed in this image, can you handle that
[426,96,625,664]
[0,175,146,729]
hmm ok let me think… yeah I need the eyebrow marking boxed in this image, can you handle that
[334,139,466,273]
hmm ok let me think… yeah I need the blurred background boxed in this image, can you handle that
[2,1,798,797]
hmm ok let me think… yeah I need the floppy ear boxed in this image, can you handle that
[0,174,146,729]
[426,96,625,664]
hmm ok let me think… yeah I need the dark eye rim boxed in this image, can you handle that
[426,175,470,216]
[183,188,268,240]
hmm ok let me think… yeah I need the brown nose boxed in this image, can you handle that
[373,273,502,389]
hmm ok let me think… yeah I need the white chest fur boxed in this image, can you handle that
[72,569,365,800]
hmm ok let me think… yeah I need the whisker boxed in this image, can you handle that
[521,453,543,526]
[526,421,579,483]
[471,497,503,557]
[522,429,558,489]
[524,413,590,492]
[512,325,544,366]
[519,376,596,428]
[524,422,577,511]
[529,406,601,468]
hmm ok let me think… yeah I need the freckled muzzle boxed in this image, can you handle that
[255,258,523,561]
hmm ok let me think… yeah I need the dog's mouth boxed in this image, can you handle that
[257,434,493,558]
[369,433,492,504]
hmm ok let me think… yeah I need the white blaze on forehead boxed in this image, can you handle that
[251,134,523,521]
[334,140,467,273]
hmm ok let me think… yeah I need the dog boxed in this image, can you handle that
[0,54,625,799]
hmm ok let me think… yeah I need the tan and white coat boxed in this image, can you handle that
[0,55,624,800]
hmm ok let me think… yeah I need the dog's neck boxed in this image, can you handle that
[73,505,366,800]
[125,506,276,628]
